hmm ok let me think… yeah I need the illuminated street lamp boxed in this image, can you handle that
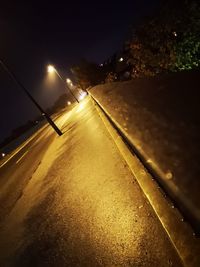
[66,78,73,88]
[0,59,63,136]
[47,65,55,73]
[47,65,79,103]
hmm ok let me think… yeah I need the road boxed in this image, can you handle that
[0,97,183,266]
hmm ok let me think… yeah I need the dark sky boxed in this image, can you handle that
[0,0,160,142]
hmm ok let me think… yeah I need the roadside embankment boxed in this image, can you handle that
[89,70,200,233]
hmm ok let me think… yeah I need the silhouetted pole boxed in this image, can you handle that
[54,69,79,103]
[0,59,63,136]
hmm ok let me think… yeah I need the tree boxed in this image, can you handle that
[127,0,200,78]
[105,72,117,83]
[173,1,200,71]
[71,59,106,90]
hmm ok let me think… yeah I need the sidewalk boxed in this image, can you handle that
[0,98,183,266]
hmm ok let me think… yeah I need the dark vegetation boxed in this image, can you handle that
[72,0,200,87]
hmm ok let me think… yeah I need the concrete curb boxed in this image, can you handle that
[89,93,200,235]
[91,95,200,267]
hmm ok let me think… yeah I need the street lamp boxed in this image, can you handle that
[66,78,74,88]
[0,59,63,136]
[47,65,55,73]
[47,65,79,103]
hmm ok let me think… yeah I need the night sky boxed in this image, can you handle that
[0,0,160,142]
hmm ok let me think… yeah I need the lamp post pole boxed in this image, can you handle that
[48,65,79,103]
[0,59,63,136]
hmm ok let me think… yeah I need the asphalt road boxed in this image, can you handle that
[0,97,183,266]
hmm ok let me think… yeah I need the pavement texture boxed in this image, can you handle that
[0,98,183,266]
[89,70,200,231]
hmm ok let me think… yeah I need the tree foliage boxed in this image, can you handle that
[71,59,106,90]
[128,0,200,78]
[70,1,200,84]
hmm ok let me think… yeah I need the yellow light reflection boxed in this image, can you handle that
[76,102,85,113]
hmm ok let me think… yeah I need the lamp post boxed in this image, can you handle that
[0,59,63,136]
[47,65,79,103]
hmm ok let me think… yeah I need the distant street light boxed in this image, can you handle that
[47,65,55,73]
[47,65,79,103]
[66,78,73,88]
[0,59,63,136]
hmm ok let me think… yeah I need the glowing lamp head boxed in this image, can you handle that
[48,65,55,73]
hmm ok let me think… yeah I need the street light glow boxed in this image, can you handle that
[46,65,79,103]
[79,91,87,101]
[48,65,55,73]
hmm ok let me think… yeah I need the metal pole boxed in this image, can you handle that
[0,59,63,136]
[55,69,79,103]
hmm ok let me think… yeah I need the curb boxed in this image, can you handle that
[91,95,200,267]
[89,93,200,234]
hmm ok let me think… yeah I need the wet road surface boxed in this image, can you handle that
[0,98,183,266]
